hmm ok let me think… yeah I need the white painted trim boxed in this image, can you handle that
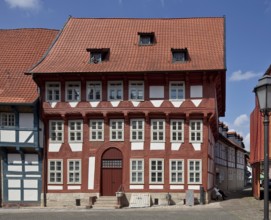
[69,102,78,108]
[191,99,202,107]
[150,100,164,107]
[170,185,184,190]
[48,143,62,152]
[89,101,100,107]
[69,143,83,152]
[88,157,95,189]
[6,175,23,178]
[192,143,201,151]
[1,130,15,142]
[24,190,38,201]
[110,101,120,107]
[170,101,184,107]
[25,175,41,178]
[48,185,63,190]
[8,180,21,188]
[130,185,144,189]
[149,185,164,189]
[131,101,140,107]
[49,102,58,108]
[24,180,38,188]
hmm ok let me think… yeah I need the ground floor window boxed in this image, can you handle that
[150,159,164,184]
[68,160,81,184]
[170,159,184,184]
[130,159,144,184]
[188,159,202,184]
[48,160,63,184]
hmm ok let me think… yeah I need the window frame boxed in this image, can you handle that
[170,119,184,142]
[0,113,15,128]
[65,81,81,102]
[129,81,144,101]
[188,159,202,184]
[107,81,123,101]
[86,81,102,101]
[151,119,165,142]
[67,159,81,184]
[169,159,184,184]
[68,120,83,142]
[149,159,164,184]
[171,48,188,63]
[48,159,63,184]
[139,33,155,45]
[169,81,185,100]
[189,120,203,143]
[130,119,144,142]
[45,82,61,102]
[49,120,64,143]
[110,119,124,141]
[130,159,144,184]
[89,119,104,141]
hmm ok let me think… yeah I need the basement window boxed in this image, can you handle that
[138,32,155,45]
[172,48,189,63]
[86,48,110,64]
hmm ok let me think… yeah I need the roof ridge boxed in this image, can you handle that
[69,16,225,20]
[0,28,59,31]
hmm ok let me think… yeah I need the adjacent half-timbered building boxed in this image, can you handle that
[0,29,58,206]
[29,17,226,206]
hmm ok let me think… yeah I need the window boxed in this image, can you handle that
[130,159,144,184]
[87,81,101,101]
[169,81,185,100]
[130,119,144,141]
[0,113,15,127]
[49,120,64,142]
[189,120,203,143]
[170,120,184,142]
[170,160,184,184]
[151,119,165,142]
[138,32,155,45]
[108,81,123,101]
[90,120,104,141]
[129,81,144,101]
[48,160,63,184]
[66,82,81,102]
[110,119,124,141]
[188,160,202,184]
[150,159,164,184]
[46,82,60,102]
[68,160,81,184]
[87,48,110,64]
[172,48,188,62]
[68,120,83,142]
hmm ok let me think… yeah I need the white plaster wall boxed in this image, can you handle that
[88,157,95,189]
[8,179,21,188]
[191,99,202,107]
[150,100,164,107]
[131,142,144,150]
[192,143,201,151]
[19,113,33,128]
[130,185,144,189]
[8,190,21,201]
[150,143,165,150]
[170,101,184,108]
[188,185,200,190]
[24,190,38,201]
[69,143,82,152]
[1,130,16,142]
[110,101,120,107]
[25,165,39,172]
[68,185,81,190]
[171,143,182,151]
[19,131,34,143]
[48,143,62,152]
[24,180,38,188]
[170,185,184,190]
[48,185,63,190]
[149,185,163,189]
[90,101,100,107]
[69,102,78,108]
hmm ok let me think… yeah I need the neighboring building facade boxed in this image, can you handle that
[29,17,226,206]
[0,29,58,206]
[250,65,271,199]
[215,122,246,192]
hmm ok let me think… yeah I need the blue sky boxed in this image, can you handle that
[1,0,271,151]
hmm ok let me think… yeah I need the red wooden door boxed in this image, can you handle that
[101,148,123,196]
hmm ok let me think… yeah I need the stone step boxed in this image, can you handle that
[92,196,118,209]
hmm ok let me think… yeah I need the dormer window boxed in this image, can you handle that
[138,32,155,45]
[172,48,189,62]
[86,48,110,64]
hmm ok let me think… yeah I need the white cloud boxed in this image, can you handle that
[4,0,42,11]
[243,133,250,151]
[233,114,249,127]
[229,70,262,81]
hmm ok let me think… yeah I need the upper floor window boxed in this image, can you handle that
[46,82,60,102]
[87,48,110,64]
[169,81,185,100]
[189,120,203,143]
[49,120,64,142]
[129,81,144,101]
[138,32,155,45]
[90,120,104,141]
[130,119,144,141]
[0,113,15,127]
[87,81,101,101]
[151,119,165,142]
[170,119,184,142]
[110,119,124,141]
[108,81,123,101]
[66,82,81,102]
[68,120,83,142]
[172,48,189,63]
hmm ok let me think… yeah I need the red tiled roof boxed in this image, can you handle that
[30,17,225,74]
[0,29,58,104]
